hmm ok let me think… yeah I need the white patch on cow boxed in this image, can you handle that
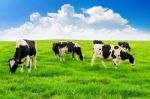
[59,47,68,61]
[113,46,122,59]
[16,39,29,48]
[93,44,104,59]
[10,60,15,68]
[74,43,80,47]
[59,46,68,53]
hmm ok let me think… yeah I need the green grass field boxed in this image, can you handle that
[0,40,150,99]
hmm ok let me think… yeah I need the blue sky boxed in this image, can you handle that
[0,0,150,41]
[0,0,150,31]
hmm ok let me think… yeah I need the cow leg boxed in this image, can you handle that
[60,51,65,61]
[112,59,119,69]
[59,53,62,61]
[101,60,107,68]
[55,53,59,59]
[60,57,62,61]
[56,54,59,59]
[21,64,24,72]
[32,55,37,69]
[59,54,65,61]
[91,54,96,67]
[59,54,63,61]
[75,54,79,61]
[62,57,65,61]
[27,55,31,72]
[59,49,63,61]
[59,54,64,61]
[62,52,66,61]
[72,52,75,60]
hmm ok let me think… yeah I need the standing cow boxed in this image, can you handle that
[118,41,131,51]
[91,44,135,69]
[52,41,84,61]
[8,39,36,73]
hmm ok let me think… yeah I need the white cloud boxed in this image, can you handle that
[30,12,41,23]
[0,4,150,41]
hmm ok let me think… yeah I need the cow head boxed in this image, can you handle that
[52,43,59,57]
[128,54,135,65]
[8,59,23,73]
[120,51,135,66]
[74,46,84,61]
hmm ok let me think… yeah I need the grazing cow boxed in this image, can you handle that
[91,44,135,69]
[52,41,84,61]
[93,40,104,44]
[8,39,36,73]
[118,41,131,51]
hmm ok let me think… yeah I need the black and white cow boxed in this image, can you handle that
[8,39,36,73]
[118,41,131,51]
[93,40,104,44]
[52,41,84,61]
[91,44,135,69]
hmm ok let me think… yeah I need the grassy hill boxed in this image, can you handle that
[0,40,150,99]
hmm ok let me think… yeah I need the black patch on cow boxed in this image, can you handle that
[111,50,116,59]
[102,45,111,59]
[120,51,129,60]
[66,42,75,52]
[14,46,29,62]
[118,42,122,46]
[118,41,131,51]
[128,55,134,64]
[73,46,83,61]
[114,46,119,49]
[24,39,36,56]
[120,51,134,64]
[52,43,59,56]
[58,42,68,49]
[93,40,104,44]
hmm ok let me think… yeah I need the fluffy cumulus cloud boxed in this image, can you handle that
[0,4,150,41]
